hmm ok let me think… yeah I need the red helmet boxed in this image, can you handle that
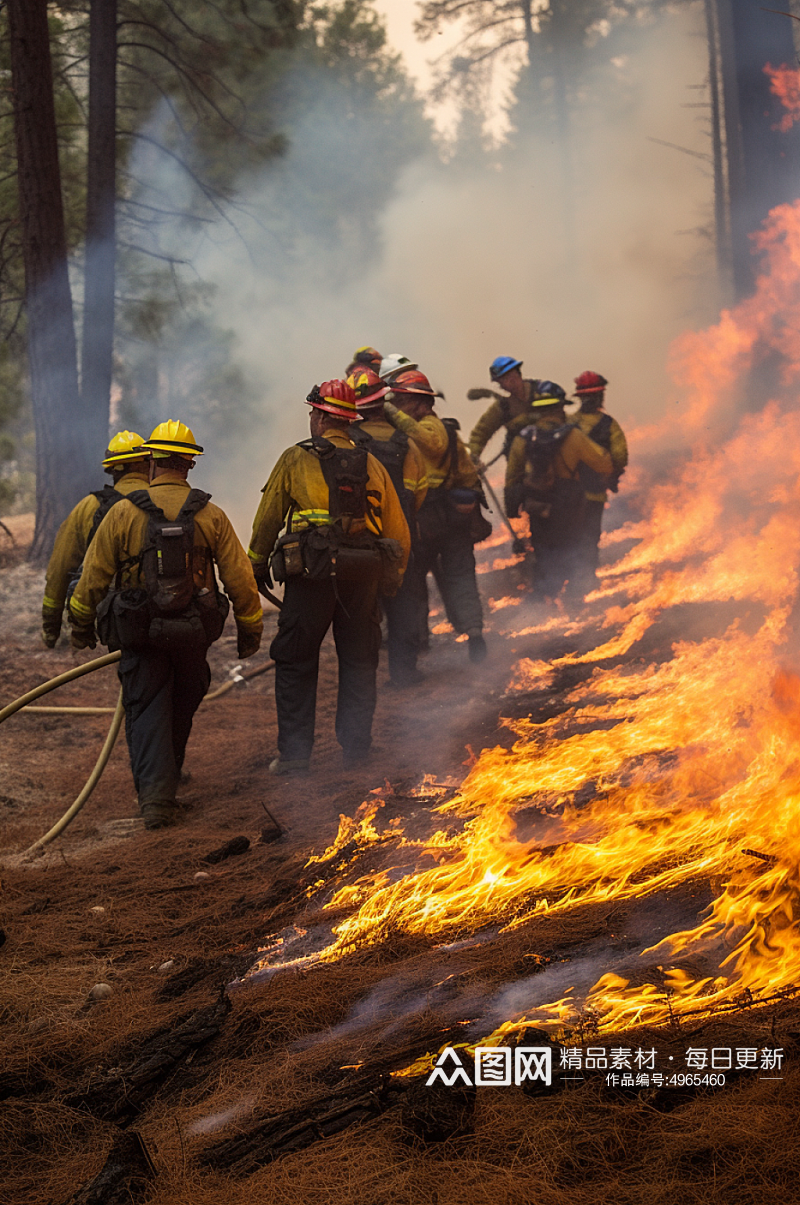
[347,367,389,408]
[306,379,358,420]
[390,369,437,397]
[574,370,608,395]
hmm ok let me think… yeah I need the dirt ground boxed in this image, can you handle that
[1,522,798,1205]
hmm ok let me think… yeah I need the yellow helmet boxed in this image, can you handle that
[141,419,204,458]
[102,430,147,467]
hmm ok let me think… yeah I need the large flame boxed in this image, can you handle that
[765,62,800,133]
[255,201,800,1061]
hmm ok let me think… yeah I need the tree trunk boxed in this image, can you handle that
[82,0,118,456]
[704,0,732,302]
[548,0,576,265]
[713,0,800,299]
[520,0,535,67]
[7,0,86,561]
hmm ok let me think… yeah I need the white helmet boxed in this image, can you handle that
[379,353,419,382]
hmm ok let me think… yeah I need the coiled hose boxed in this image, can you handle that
[1,651,274,852]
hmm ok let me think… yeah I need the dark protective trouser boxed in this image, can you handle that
[270,575,382,760]
[382,548,429,681]
[526,478,587,601]
[566,499,606,599]
[415,493,483,637]
[118,644,211,807]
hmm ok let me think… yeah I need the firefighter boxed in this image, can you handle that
[344,345,383,376]
[248,380,410,775]
[69,420,263,831]
[505,383,613,602]
[41,430,150,648]
[568,371,629,597]
[467,356,543,467]
[378,353,418,383]
[383,369,487,663]
[347,366,428,686]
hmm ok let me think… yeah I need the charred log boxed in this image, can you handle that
[66,995,230,1123]
[202,1078,410,1174]
[67,1129,155,1205]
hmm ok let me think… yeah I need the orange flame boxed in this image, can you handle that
[765,62,800,132]
[256,200,800,1066]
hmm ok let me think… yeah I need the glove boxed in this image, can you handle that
[70,622,97,651]
[41,612,62,648]
[512,537,528,556]
[467,387,499,401]
[237,626,261,660]
[251,562,271,596]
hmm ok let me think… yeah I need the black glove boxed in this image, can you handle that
[42,611,62,648]
[252,562,272,597]
[237,626,261,660]
[70,622,97,651]
[512,537,528,556]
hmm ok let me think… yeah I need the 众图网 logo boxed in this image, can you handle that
[425,1046,552,1088]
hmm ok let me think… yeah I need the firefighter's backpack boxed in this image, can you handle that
[518,424,585,546]
[271,438,398,588]
[96,489,229,651]
[350,426,414,523]
[576,413,614,495]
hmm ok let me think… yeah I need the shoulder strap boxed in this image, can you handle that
[87,485,124,544]
[296,436,336,458]
[125,488,168,521]
[441,417,461,486]
[590,413,613,449]
[349,427,371,448]
[176,488,211,519]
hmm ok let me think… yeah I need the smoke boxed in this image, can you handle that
[116,3,718,540]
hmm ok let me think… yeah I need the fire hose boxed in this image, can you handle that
[1,651,275,852]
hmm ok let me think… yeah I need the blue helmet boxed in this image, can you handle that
[489,355,523,381]
[532,380,567,406]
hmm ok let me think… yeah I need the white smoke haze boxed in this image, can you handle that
[117,2,717,539]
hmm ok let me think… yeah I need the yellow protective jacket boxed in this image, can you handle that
[69,471,262,637]
[42,470,150,621]
[383,403,479,493]
[467,379,540,460]
[569,410,629,502]
[506,415,613,496]
[247,427,411,576]
[357,415,428,511]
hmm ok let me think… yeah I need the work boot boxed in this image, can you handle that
[342,747,371,769]
[467,632,487,663]
[268,756,310,777]
[140,801,177,831]
[388,668,425,688]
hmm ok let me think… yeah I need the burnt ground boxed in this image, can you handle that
[1,523,799,1205]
